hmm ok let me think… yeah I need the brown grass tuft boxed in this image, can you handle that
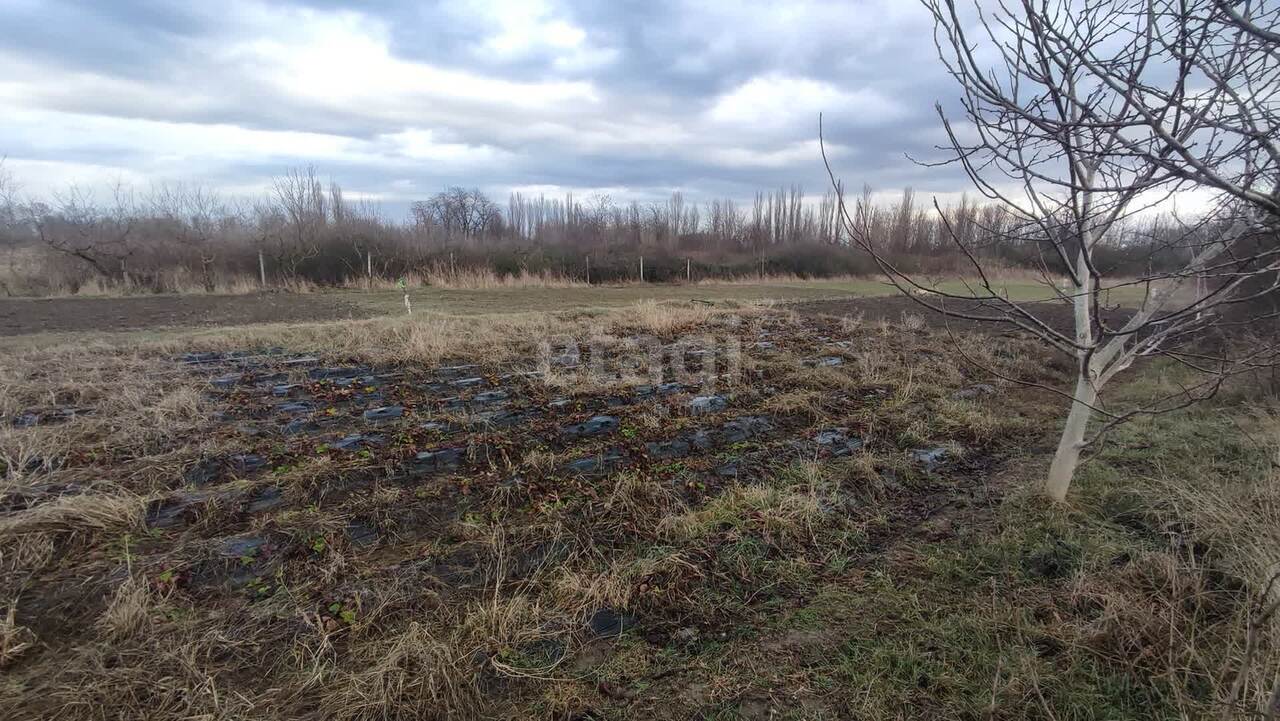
[96,575,152,642]
[0,490,146,538]
[0,603,35,669]
[614,299,717,335]
[660,484,824,545]
[329,595,560,721]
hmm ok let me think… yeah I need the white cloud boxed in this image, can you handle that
[706,74,905,131]
[377,129,512,165]
[2,158,150,197]
[0,106,516,197]
[450,0,618,72]
[703,139,849,169]
[2,108,351,161]
[0,0,962,206]
[231,5,600,117]
[480,0,585,55]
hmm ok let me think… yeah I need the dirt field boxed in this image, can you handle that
[0,293,373,336]
[0,299,1271,720]
[0,278,1148,337]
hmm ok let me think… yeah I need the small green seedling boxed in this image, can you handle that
[328,602,357,625]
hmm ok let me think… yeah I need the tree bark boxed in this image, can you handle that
[1046,371,1098,501]
[1047,240,1097,501]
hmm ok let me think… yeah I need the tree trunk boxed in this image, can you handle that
[1046,371,1098,501]
[1047,236,1097,502]
[200,257,215,293]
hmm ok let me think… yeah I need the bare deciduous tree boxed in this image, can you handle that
[412,187,501,240]
[149,183,225,292]
[28,182,139,284]
[0,159,16,228]
[270,166,327,280]
[0,159,23,296]
[827,0,1280,500]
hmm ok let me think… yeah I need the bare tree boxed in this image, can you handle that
[827,0,1280,500]
[0,159,23,296]
[149,183,225,292]
[412,187,500,240]
[0,159,18,250]
[0,159,16,229]
[270,166,327,279]
[28,182,139,283]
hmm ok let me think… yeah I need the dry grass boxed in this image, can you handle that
[0,296,1270,720]
[0,299,758,377]
[356,265,586,290]
[761,388,825,420]
[1153,436,1280,593]
[0,490,146,538]
[327,593,563,721]
[0,532,55,575]
[839,310,865,333]
[692,272,865,286]
[0,604,35,669]
[0,265,290,298]
[899,309,926,331]
[613,299,719,335]
[660,483,825,545]
[330,619,480,720]
[1142,409,1280,716]
[96,575,153,642]
[0,260,582,298]
[552,548,699,614]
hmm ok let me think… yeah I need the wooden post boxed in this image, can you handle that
[367,251,372,279]
[258,250,266,287]
[585,254,590,285]
[639,255,644,283]
[686,258,691,283]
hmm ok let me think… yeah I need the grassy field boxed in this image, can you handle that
[0,298,1272,720]
[347,278,1150,317]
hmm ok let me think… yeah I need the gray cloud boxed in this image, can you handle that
[0,0,973,210]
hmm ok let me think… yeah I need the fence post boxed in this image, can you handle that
[258,250,266,287]
[367,251,372,280]
[640,255,644,283]
[686,258,691,283]
[585,254,590,285]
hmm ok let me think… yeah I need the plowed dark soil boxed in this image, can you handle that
[0,290,1135,338]
[0,292,372,336]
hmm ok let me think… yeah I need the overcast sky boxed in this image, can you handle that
[0,0,972,211]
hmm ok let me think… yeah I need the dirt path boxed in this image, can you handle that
[0,293,373,336]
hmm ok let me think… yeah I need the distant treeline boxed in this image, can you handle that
[0,164,1198,295]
